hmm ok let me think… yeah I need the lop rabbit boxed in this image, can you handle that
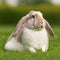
[5,11,55,52]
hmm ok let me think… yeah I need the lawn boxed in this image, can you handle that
[0,25,60,60]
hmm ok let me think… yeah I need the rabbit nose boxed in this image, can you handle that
[40,22,43,28]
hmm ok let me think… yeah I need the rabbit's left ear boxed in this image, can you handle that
[45,20,55,36]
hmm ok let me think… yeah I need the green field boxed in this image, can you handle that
[0,25,60,60]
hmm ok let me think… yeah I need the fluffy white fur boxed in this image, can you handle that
[21,27,48,52]
[5,27,48,52]
[5,37,24,51]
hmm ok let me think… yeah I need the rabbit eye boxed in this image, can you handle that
[32,15,35,18]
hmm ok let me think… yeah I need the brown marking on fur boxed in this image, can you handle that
[35,13,43,25]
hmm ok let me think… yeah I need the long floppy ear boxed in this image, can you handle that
[45,20,55,36]
[8,15,30,41]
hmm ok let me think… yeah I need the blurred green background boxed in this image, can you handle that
[0,0,60,25]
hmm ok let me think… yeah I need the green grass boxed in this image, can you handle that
[0,25,60,60]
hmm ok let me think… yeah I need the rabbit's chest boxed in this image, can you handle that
[21,27,48,49]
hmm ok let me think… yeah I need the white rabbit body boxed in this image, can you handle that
[5,27,48,52]
[21,27,48,52]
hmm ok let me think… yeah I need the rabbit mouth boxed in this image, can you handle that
[33,25,43,31]
[27,25,43,31]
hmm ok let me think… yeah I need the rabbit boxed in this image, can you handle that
[4,10,55,52]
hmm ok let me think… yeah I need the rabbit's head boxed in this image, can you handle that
[24,11,44,30]
[24,10,55,36]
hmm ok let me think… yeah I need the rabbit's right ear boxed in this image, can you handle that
[8,15,30,40]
